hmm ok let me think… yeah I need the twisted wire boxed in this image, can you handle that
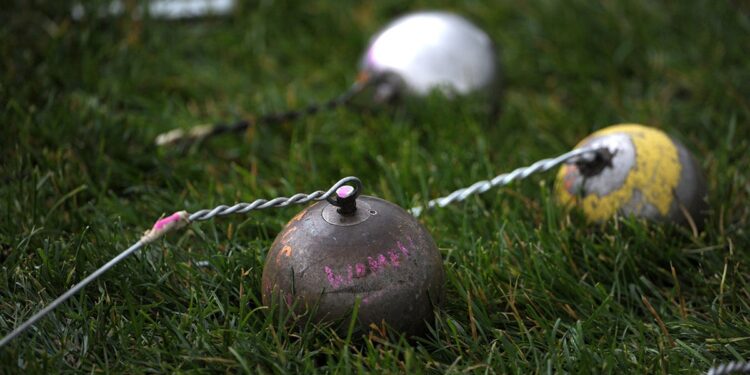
[0,177,361,348]
[707,361,750,375]
[188,176,361,221]
[410,146,601,216]
[155,80,369,146]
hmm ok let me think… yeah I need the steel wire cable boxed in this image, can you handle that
[155,80,369,146]
[0,145,610,348]
[410,146,603,216]
[0,176,361,348]
[707,361,750,375]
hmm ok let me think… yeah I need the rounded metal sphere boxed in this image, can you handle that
[261,195,444,336]
[360,11,498,100]
[555,124,707,226]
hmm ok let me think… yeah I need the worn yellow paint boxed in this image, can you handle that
[556,124,681,221]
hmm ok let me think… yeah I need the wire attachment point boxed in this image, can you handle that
[141,211,190,244]
[326,178,362,216]
[410,146,606,217]
[570,147,617,177]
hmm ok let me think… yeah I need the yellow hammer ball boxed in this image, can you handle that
[555,124,708,227]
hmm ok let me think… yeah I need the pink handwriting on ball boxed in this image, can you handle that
[323,239,412,289]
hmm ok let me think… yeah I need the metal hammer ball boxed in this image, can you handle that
[359,10,499,102]
[555,124,708,227]
[261,193,444,336]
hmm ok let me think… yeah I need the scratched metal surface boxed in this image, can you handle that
[262,196,444,336]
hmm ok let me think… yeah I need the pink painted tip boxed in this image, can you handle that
[336,185,354,199]
[153,212,183,231]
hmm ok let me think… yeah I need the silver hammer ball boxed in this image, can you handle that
[359,11,499,102]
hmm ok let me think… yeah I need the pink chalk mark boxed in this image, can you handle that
[153,212,183,231]
[378,254,387,267]
[323,239,415,290]
[336,185,354,198]
[397,241,410,257]
[325,266,341,289]
[355,263,367,277]
[368,255,388,273]
[388,251,400,266]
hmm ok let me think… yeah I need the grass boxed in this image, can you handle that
[1,0,749,373]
